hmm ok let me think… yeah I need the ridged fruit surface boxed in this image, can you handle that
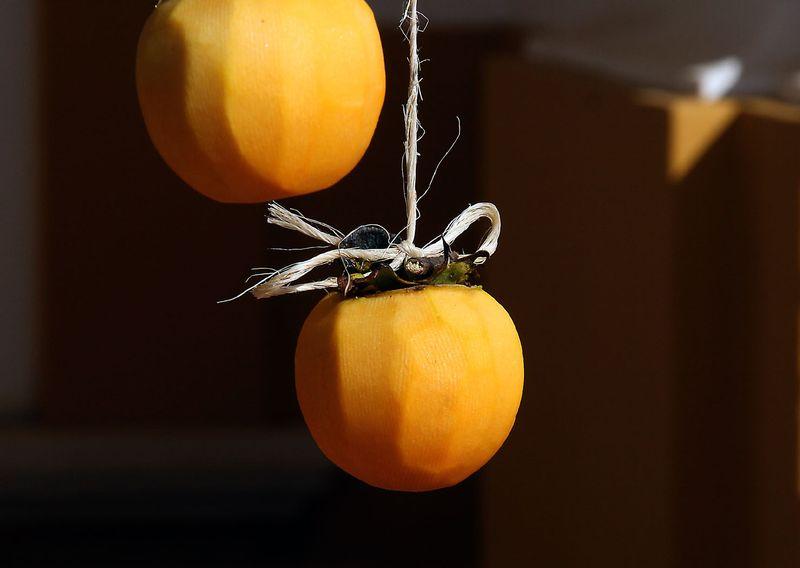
[295,286,524,491]
[136,0,386,203]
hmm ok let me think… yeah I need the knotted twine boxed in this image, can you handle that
[226,0,502,302]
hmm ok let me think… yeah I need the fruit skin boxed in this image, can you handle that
[295,286,524,492]
[136,0,386,203]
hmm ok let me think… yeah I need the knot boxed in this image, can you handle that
[222,202,502,302]
[396,240,425,259]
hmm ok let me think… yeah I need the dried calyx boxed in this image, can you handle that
[337,225,487,297]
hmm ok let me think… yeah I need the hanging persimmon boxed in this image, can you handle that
[136,0,386,203]
[295,286,524,491]
[237,200,523,492]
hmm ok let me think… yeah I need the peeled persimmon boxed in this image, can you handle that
[295,285,524,492]
[136,0,386,203]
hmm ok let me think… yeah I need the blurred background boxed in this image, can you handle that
[1,0,799,566]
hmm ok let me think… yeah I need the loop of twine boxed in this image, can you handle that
[223,0,503,303]
[225,202,500,301]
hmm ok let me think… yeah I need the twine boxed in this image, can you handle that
[403,0,421,246]
[223,0,503,302]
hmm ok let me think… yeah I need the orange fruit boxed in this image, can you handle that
[136,0,386,203]
[295,286,524,491]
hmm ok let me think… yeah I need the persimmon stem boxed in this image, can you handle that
[403,0,420,248]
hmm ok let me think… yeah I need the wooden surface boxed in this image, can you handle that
[481,58,800,568]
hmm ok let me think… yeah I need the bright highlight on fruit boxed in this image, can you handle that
[136,0,386,203]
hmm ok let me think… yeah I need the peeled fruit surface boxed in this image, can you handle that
[136,0,386,203]
[295,286,524,492]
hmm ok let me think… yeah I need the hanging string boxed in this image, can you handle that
[222,0,502,303]
[402,0,421,248]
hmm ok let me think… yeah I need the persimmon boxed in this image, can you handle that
[295,285,524,492]
[136,0,386,203]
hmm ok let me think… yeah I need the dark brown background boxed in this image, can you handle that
[0,1,797,566]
